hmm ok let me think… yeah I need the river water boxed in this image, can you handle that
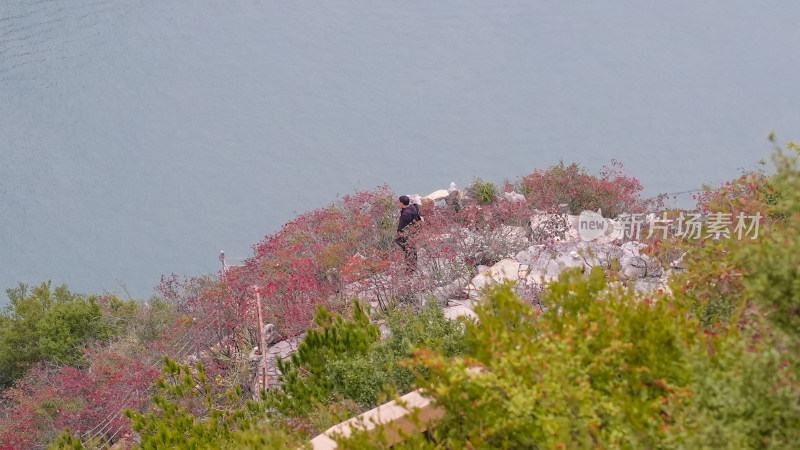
[1,1,799,301]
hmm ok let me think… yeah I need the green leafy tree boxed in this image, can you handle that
[267,299,466,433]
[325,302,467,407]
[36,299,107,365]
[0,282,126,387]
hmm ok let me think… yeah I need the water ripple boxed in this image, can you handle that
[0,0,133,80]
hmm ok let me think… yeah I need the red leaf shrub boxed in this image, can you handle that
[0,348,158,448]
[521,160,663,217]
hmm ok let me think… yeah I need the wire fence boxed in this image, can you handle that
[75,319,219,446]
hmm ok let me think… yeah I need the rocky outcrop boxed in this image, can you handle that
[473,237,668,299]
[504,191,526,203]
[425,189,449,202]
[470,258,522,291]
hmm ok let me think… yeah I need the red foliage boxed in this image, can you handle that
[0,348,159,448]
[219,186,398,335]
[521,160,662,217]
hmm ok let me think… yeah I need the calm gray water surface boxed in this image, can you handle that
[2,1,799,302]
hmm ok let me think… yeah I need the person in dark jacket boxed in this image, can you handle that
[395,195,421,271]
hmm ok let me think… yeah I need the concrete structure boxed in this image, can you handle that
[310,390,443,449]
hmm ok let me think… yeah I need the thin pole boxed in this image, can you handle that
[254,288,268,391]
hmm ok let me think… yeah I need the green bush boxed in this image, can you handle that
[267,300,466,423]
[268,300,380,417]
[360,302,467,401]
[0,282,129,387]
[471,177,498,205]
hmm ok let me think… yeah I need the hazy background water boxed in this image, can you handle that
[2,0,799,303]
